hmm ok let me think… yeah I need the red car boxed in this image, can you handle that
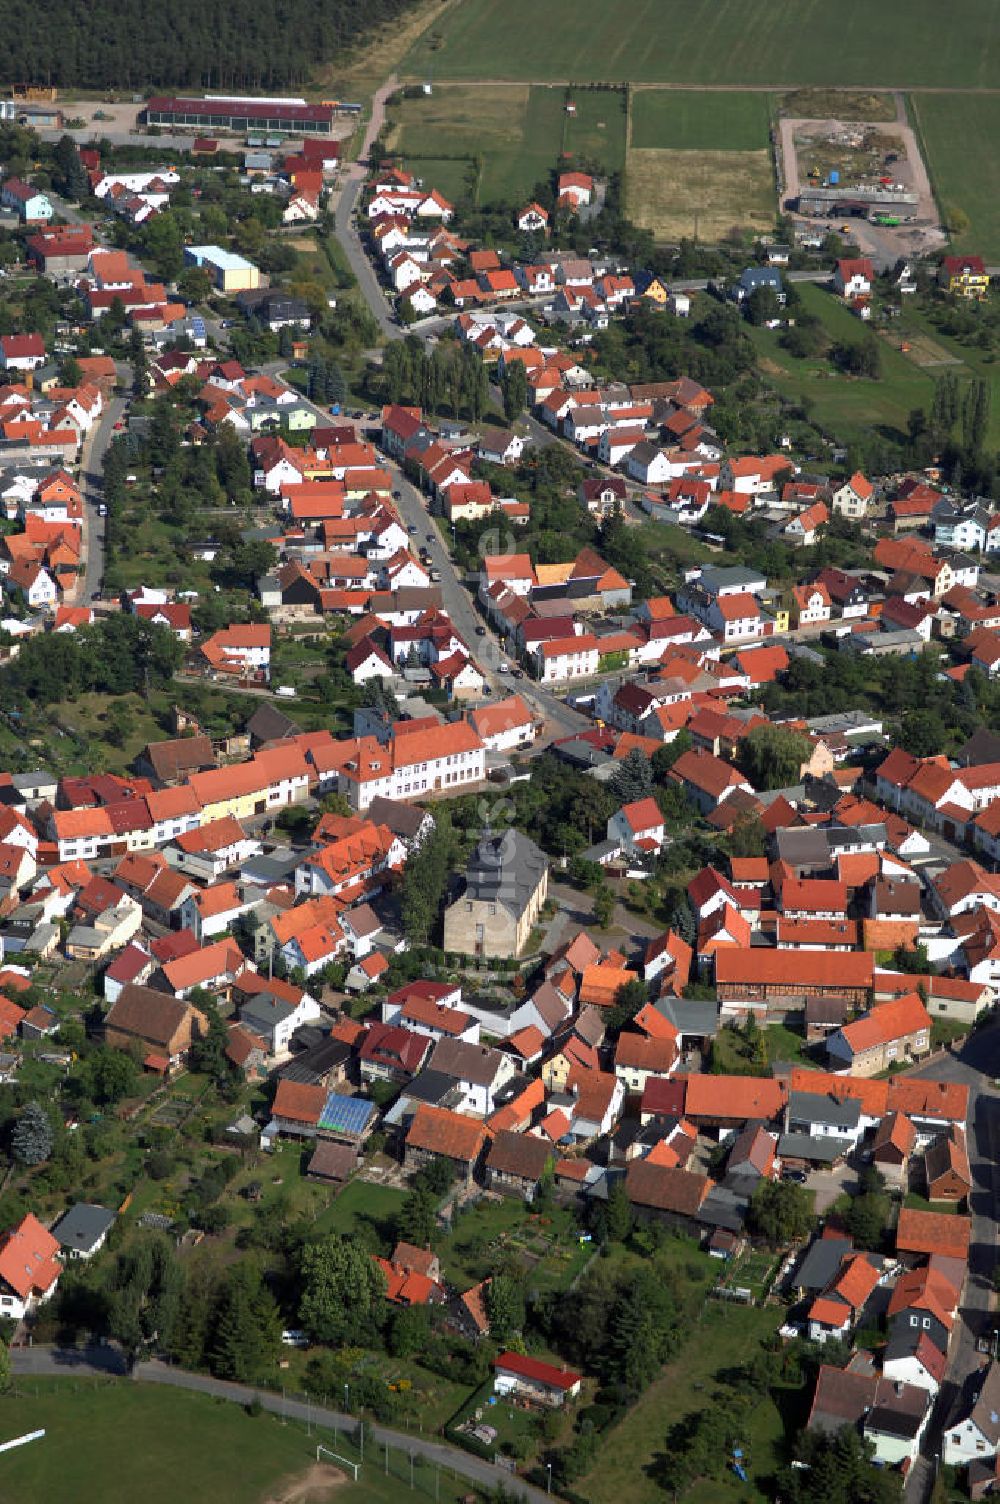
[113,420,125,430]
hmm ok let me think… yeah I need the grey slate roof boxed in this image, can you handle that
[239,994,296,1033]
[793,1234,853,1293]
[778,1132,845,1164]
[52,1202,115,1254]
[462,830,548,919]
[787,1090,862,1130]
[657,997,719,1039]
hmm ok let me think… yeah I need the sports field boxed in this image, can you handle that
[910,93,1000,259]
[631,90,771,151]
[404,0,1000,87]
[0,1379,471,1504]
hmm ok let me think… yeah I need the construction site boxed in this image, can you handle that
[777,112,946,268]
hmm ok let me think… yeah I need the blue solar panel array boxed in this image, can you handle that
[317,1092,375,1136]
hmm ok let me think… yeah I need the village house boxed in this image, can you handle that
[827,991,931,1077]
[0,1213,60,1320]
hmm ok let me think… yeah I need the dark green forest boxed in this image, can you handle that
[0,0,415,90]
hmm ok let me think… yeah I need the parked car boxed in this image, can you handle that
[475,625,486,636]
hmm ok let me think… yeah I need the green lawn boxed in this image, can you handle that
[895,298,1000,450]
[561,86,628,175]
[405,0,1000,86]
[0,1379,474,1504]
[749,282,936,443]
[630,90,772,151]
[910,93,1000,258]
[578,1302,789,1504]
[311,1178,408,1244]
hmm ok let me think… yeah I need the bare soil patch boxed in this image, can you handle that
[890,330,963,368]
[778,89,896,122]
[626,147,774,241]
[261,1462,348,1504]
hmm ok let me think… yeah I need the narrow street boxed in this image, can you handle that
[899,1031,1000,1500]
[77,371,130,602]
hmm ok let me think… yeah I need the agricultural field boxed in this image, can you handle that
[630,90,772,152]
[625,147,774,243]
[404,0,1000,88]
[385,83,568,205]
[910,93,1000,259]
[626,89,774,241]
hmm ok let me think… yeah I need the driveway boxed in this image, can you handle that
[805,1160,858,1214]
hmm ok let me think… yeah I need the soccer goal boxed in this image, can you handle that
[316,1444,360,1482]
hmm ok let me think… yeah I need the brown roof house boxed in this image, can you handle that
[808,1363,930,1468]
[871,1110,917,1190]
[103,983,206,1071]
[922,1124,972,1205]
[624,1159,710,1231]
[137,734,216,786]
[404,1105,489,1185]
[306,1139,358,1186]
[484,1130,553,1202]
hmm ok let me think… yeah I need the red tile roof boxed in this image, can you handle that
[896,1208,971,1260]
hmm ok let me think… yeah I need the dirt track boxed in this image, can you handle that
[262,1463,348,1504]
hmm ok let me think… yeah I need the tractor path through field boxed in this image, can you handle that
[404,78,1000,94]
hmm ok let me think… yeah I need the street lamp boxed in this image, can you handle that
[546,1462,553,1495]
[343,1382,349,1412]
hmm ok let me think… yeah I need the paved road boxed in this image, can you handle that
[256,352,588,741]
[331,77,399,340]
[900,1032,1000,1499]
[78,375,130,602]
[11,1347,551,1502]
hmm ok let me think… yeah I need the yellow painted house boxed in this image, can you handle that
[940,255,990,300]
[635,272,669,305]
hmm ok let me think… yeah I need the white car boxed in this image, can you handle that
[498,662,509,673]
